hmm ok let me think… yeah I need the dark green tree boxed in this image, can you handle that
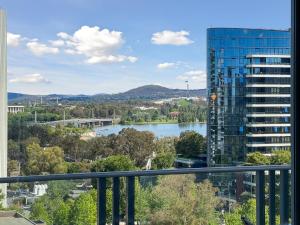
[175,131,206,158]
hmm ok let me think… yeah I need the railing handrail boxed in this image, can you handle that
[0,165,291,184]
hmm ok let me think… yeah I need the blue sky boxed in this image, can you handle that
[0,0,291,95]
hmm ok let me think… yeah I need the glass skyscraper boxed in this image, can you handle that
[207,28,291,167]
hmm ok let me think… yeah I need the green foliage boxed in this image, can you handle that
[143,175,220,225]
[270,150,291,164]
[246,152,271,165]
[152,152,175,169]
[175,131,206,158]
[70,190,97,225]
[30,198,51,224]
[47,181,76,199]
[223,199,279,225]
[67,161,91,173]
[112,128,155,167]
[7,160,20,176]
[91,155,135,172]
[152,137,177,169]
[85,136,113,159]
[53,200,71,225]
[25,143,67,175]
[8,139,20,160]
[246,150,291,165]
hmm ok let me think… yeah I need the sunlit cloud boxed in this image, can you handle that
[7,32,22,47]
[26,41,59,56]
[152,30,193,45]
[9,73,51,84]
[157,62,176,69]
[56,26,138,64]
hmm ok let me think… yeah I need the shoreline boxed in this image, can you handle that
[117,121,207,125]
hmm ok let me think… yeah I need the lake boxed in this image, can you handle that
[94,123,207,138]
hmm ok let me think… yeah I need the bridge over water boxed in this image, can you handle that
[37,118,114,128]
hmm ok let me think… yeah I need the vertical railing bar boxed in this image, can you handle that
[269,170,275,225]
[256,170,265,225]
[126,176,135,225]
[112,177,120,225]
[97,177,106,225]
[280,170,289,225]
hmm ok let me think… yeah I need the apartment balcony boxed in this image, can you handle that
[246,64,291,68]
[246,54,291,58]
[0,165,291,225]
[246,74,291,78]
[246,123,291,127]
[246,113,291,118]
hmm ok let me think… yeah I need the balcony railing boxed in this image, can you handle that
[0,165,291,225]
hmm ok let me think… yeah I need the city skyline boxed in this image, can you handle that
[1,0,290,95]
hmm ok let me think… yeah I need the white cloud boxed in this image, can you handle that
[49,39,65,47]
[157,62,175,69]
[185,70,206,76]
[57,32,71,39]
[151,30,193,45]
[7,32,22,47]
[26,41,59,56]
[9,73,51,84]
[176,70,206,88]
[86,55,137,64]
[56,26,137,64]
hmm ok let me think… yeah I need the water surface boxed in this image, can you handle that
[94,123,207,137]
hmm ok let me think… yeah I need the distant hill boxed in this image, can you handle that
[8,85,206,103]
[8,92,27,101]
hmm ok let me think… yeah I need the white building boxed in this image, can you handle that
[33,184,48,196]
[8,105,25,114]
[0,9,7,207]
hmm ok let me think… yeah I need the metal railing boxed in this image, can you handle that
[0,165,291,225]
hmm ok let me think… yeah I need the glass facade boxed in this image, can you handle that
[207,28,291,166]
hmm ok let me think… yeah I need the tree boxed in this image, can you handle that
[70,190,97,225]
[8,139,20,160]
[86,136,113,160]
[175,131,206,158]
[91,155,135,172]
[41,146,67,174]
[7,160,20,176]
[25,143,67,175]
[152,152,175,169]
[47,181,76,199]
[154,137,177,156]
[67,161,91,173]
[223,199,278,225]
[144,175,220,225]
[152,137,177,169]
[59,135,87,161]
[30,199,51,225]
[246,150,290,165]
[112,128,155,167]
[245,152,270,165]
[271,150,291,165]
[53,200,72,225]
[91,155,135,221]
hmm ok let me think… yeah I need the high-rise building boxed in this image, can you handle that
[207,28,291,166]
[0,9,7,207]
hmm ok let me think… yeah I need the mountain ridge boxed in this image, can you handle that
[8,85,206,103]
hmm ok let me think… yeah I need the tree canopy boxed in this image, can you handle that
[175,131,207,158]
